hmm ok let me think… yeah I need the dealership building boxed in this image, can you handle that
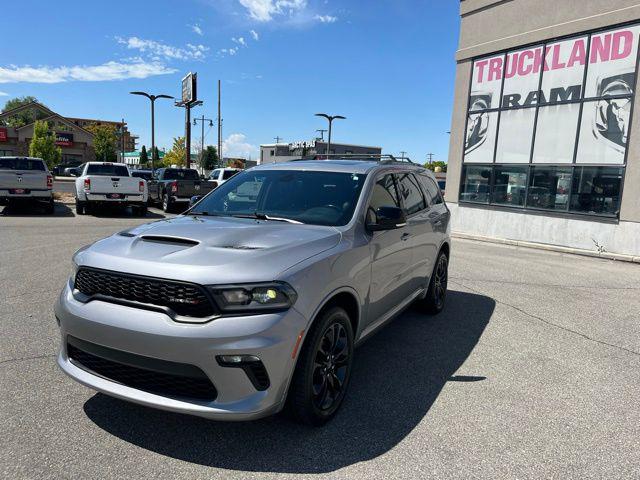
[447,0,640,258]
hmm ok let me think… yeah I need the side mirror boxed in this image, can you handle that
[366,206,407,231]
[69,168,78,177]
[189,195,203,208]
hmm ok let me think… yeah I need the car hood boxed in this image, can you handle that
[75,215,341,284]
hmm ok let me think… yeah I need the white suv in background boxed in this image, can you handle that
[209,167,241,187]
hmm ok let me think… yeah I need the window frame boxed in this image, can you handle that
[396,171,428,216]
[459,20,640,219]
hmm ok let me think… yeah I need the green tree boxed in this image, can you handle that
[163,137,187,167]
[29,120,61,169]
[1,96,49,128]
[86,124,118,162]
[199,145,219,170]
[140,145,149,165]
[424,160,447,173]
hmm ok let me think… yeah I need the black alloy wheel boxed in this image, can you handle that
[419,251,448,314]
[312,322,350,411]
[287,306,354,426]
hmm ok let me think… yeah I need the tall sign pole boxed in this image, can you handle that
[178,72,198,168]
[217,79,222,163]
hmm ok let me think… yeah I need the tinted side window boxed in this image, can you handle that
[0,158,15,169]
[367,174,400,223]
[397,173,426,215]
[16,159,46,171]
[418,174,443,206]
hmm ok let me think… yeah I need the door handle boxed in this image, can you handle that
[401,232,411,241]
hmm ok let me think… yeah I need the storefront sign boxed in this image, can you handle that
[0,127,7,142]
[465,24,640,165]
[55,132,74,147]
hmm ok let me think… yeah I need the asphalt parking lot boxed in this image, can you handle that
[1,203,639,479]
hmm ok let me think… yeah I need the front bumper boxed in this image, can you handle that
[55,279,305,420]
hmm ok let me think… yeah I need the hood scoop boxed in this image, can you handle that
[140,235,200,247]
[218,244,264,250]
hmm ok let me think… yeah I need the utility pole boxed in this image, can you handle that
[399,150,407,160]
[274,136,283,144]
[217,79,222,163]
[426,152,435,163]
[316,129,327,140]
[121,118,125,163]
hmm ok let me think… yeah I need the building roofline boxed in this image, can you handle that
[15,113,95,136]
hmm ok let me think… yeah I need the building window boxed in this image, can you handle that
[461,23,639,217]
[270,149,274,156]
[460,165,491,203]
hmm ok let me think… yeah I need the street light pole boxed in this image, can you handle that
[314,113,346,156]
[130,91,174,172]
[193,114,214,170]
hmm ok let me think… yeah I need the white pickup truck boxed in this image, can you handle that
[74,162,148,216]
[0,157,54,213]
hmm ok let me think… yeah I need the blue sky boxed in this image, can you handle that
[0,0,459,163]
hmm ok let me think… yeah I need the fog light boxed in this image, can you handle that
[217,354,260,365]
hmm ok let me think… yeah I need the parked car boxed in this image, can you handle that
[55,157,450,425]
[147,167,215,213]
[0,156,54,213]
[131,169,153,182]
[74,162,148,216]
[52,160,82,177]
[209,167,241,187]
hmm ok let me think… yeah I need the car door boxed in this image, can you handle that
[365,173,414,326]
[416,172,449,279]
[396,171,435,293]
[148,169,161,201]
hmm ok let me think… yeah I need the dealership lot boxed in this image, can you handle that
[1,207,639,479]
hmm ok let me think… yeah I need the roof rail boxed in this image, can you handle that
[292,153,417,164]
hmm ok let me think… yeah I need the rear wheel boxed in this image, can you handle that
[162,193,172,213]
[75,199,85,215]
[417,250,448,314]
[44,198,54,214]
[287,307,354,426]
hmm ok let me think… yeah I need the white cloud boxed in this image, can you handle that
[232,36,247,46]
[238,0,307,22]
[117,36,209,61]
[0,91,8,96]
[250,29,259,41]
[0,60,176,84]
[191,24,203,35]
[222,133,259,158]
[314,14,337,23]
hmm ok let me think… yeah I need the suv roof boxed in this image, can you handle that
[253,158,429,175]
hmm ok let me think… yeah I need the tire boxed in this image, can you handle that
[287,306,354,426]
[135,205,147,217]
[417,250,448,314]
[75,199,85,215]
[162,193,172,213]
[44,198,55,214]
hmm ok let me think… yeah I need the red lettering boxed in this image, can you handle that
[518,50,534,76]
[475,59,488,83]
[567,39,586,67]
[612,30,633,60]
[488,57,503,81]
[550,44,565,69]
[505,52,518,79]
[590,33,611,63]
[532,47,543,74]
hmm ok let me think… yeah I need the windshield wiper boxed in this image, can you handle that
[186,211,224,217]
[230,212,304,224]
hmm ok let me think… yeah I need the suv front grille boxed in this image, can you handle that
[74,267,216,318]
[67,336,217,401]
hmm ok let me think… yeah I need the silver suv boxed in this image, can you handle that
[55,157,450,425]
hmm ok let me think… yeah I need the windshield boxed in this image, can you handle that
[86,164,129,176]
[190,169,367,226]
[0,158,46,171]
[222,170,239,180]
[163,169,199,180]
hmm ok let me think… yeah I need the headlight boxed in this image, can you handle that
[208,282,297,314]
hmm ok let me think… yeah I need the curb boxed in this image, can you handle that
[452,232,640,264]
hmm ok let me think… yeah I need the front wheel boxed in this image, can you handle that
[162,193,172,213]
[417,250,448,314]
[287,307,354,426]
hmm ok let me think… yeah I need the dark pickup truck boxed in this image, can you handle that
[148,167,216,212]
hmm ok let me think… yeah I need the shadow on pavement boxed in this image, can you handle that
[84,289,494,474]
[0,201,74,217]
[83,206,167,219]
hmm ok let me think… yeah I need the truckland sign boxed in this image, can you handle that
[465,24,639,165]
